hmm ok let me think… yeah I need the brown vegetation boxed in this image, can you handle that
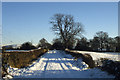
[2,49,48,68]
[65,49,95,68]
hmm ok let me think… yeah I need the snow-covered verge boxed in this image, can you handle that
[6,50,115,79]
[72,50,120,61]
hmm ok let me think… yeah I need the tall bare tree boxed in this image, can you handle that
[114,36,120,52]
[95,31,109,51]
[50,13,84,48]
[90,37,100,51]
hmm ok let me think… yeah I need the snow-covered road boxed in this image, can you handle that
[8,50,115,78]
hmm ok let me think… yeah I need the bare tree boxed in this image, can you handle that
[114,36,120,52]
[50,13,84,48]
[75,37,92,51]
[90,37,100,51]
[95,31,109,51]
[107,37,116,51]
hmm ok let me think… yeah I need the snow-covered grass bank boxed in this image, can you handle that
[72,50,120,61]
[6,50,115,79]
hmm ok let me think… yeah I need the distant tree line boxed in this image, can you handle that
[51,32,120,52]
[3,13,120,52]
[75,31,120,52]
[3,32,120,52]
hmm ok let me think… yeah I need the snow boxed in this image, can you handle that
[3,74,13,79]
[7,50,115,78]
[72,50,120,61]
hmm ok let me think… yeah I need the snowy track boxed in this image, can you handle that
[8,50,115,78]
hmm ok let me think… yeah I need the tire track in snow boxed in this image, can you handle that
[8,50,115,78]
[57,51,71,75]
[59,51,81,71]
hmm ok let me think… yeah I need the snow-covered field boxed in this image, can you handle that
[72,50,120,61]
[6,50,115,79]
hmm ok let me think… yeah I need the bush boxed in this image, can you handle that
[101,60,120,74]
[20,42,37,50]
[82,54,95,68]
[75,45,92,51]
[52,42,64,50]
[65,50,95,68]
[98,59,120,80]
[2,49,48,68]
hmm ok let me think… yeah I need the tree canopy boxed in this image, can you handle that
[50,13,84,49]
[20,42,36,50]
